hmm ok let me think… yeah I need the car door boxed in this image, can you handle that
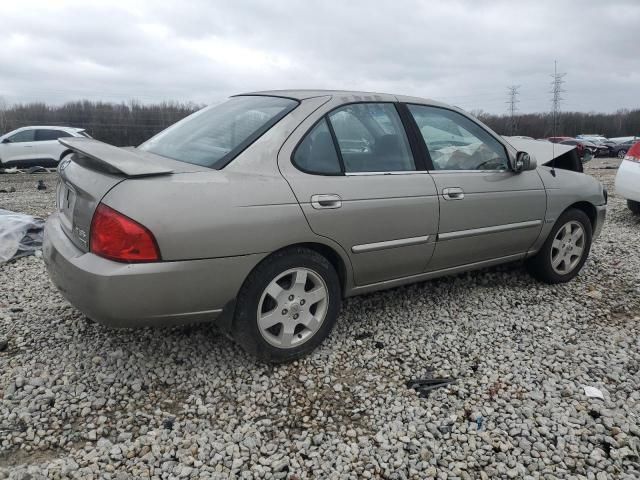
[0,129,38,165]
[34,129,72,164]
[405,104,546,271]
[278,101,439,286]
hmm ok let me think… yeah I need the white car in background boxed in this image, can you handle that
[615,141,640,214]
[0,126,90,169]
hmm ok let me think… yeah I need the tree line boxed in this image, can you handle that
[0,98,639,146]
[474,109,640,139]
[0,99,201,146]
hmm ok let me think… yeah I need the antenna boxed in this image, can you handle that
[506,85,520,136]
[549,60,566,176]
[550,60,566,137]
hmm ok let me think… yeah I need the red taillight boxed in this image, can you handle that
[90,203,160,262]
[625,142,640,163]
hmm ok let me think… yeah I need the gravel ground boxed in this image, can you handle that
[1,159,639,479]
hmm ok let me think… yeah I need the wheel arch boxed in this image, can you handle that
[59,149,73,161]
[272,242,350,296]
[565,201,597,231]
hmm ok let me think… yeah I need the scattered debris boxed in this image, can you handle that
[374,341,385,349]
[162,417,175,430]
[0,338,8,352]
[37,179,47,190]
[0,209,45,263]
[28,166,49,174]
[0,186,16,193]
[586,289,603,300]
[406,377,456,398]
[583,385,605,400]
[354,331,373,340]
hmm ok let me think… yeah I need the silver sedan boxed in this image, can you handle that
[43,90,607,362]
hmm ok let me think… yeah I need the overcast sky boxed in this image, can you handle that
[2,0,638,114]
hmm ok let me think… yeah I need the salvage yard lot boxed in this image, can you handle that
[1,159,639,479]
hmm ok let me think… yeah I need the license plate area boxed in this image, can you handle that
[57,181,77,225]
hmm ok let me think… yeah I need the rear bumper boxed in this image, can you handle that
[615,160,640,203]
[43,213,265,328]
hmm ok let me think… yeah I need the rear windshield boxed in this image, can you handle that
[138,96,298,169]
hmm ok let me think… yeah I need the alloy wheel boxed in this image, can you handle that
[550,221,585,275]
[257,268,329,349]
[618,149,626,159]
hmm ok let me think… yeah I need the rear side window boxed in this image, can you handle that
[139,96,298,169]
[7,129,35,143]
[36,129,73,141]
[328,103,415,173]
[293,119,342,175]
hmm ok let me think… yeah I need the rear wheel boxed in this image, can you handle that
[526,208,592,284]
[617,149,627,159]
[232,247,341,362]
[628,200,640,215]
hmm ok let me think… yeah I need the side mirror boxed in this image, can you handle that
[1,138,11,144]
[513,151,536,172]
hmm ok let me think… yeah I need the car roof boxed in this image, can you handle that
[16,126,85,131]
[237,89,454,108]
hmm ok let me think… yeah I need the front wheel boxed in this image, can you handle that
[628,200,640,215]
[617,149,627,159]
[232,247,341,362]
[526,208,593,284]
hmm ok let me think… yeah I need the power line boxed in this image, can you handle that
[550,60,566,135]
[506,85,520,135]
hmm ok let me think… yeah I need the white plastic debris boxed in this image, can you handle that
[0,209,45,263]
[583,385,605,400]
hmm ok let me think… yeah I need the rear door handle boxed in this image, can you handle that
[442,187,465,200]
[311,194,342,209]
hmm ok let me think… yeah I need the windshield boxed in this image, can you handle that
[139,96,298,168]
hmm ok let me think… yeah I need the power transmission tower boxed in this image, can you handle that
[506,85,520,135]
[550,60,566,136]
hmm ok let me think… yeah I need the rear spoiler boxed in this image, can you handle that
[59,137,173,177]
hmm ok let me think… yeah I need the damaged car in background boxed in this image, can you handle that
[43,90,607,362]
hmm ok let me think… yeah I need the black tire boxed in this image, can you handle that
[617,149,627,159]
[526,208,593,284]
[232,247,341,363]
[628,200,640,215]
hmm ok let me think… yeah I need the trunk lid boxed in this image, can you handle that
[56,138,208,252]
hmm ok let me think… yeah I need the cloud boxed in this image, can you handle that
[0,0,638,113]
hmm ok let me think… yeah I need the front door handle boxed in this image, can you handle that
[311,194,342,209]
[442,187,465,200]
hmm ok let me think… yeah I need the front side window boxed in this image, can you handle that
[328,103,415,173]
[293,119,341,175]
[36,129,73,141]
[8,129,35,143]
[408,105,509,171]
[139,96,298,169]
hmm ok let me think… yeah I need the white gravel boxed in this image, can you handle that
[1,160,639,479]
